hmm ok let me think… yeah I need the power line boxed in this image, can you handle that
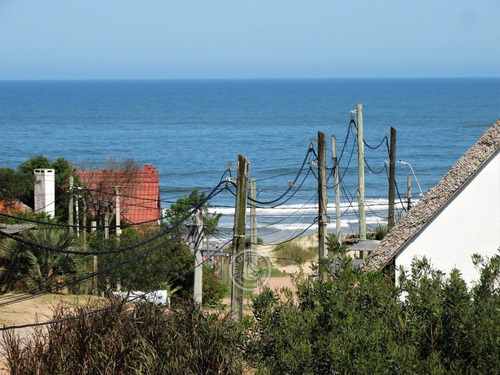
[1,184,226,255]
[0,238,233,331]
[246,143,315,206]
[363,135,388,150]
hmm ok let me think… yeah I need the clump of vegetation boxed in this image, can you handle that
[202,265,229,306]
[3,252,499,374]
[0,155,77,222]
[244,252,500,374]
[273,241,317,266]
[0,228,80,293]
[3,300,242,375]
[368,225,389,240]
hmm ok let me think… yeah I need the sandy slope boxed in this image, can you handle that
[257,233,319,275]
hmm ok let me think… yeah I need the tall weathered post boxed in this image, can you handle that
[193,209,203,305]
[231,154,249,322]
[356,103,367,248]
[115,186,121,237]
[388,127,397,230]
[318,131,328,281]
[68,176,74,230]
[91,220,98,296]
[331,135,342,245]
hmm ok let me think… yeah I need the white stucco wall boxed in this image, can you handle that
[395,150,500,285]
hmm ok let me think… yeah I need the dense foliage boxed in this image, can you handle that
[87,227,227,305]
[165,188,221,241]
[244,252,500,374]
[4,252,498,374]
[0,228,79,293]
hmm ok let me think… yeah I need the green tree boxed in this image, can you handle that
[90,227,194,295]
[166,188,221,241]
[0,167,32,204]
[0,228,79,292]
[15,155,77,221]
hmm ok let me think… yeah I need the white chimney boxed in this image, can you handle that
[34,169,55,217]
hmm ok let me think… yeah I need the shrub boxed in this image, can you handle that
[245,253,500,374]
[202,265,229,306]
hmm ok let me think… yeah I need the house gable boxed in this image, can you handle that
[395,149,500,283]
[367,120,500,283]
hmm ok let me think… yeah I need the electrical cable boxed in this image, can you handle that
[0,184,226,255]
[246,144,315,206]
[363,135,388,150]
[0,238,233,331]
[364,157,387,175]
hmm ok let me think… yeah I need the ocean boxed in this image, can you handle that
[1,78,499,243]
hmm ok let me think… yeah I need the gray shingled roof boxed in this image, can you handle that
[366,120,500,271]
[0,224,36,235]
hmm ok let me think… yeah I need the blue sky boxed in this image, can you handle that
[0,0,499,79]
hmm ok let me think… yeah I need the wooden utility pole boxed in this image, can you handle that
[75,194,80,237]
[115,186,122,292]
[388,127,397,230]
[250,178,257,263]
[68,176,74,230]
[331,135,342,245]
[193,209,203,305]
[231,154,249,322]
[82,200,87,249]
[407,176,412,211]
[91,220,98,296]
[318,131,328,280]
[356,103,367,247]
[115,186,121,237]
[103,200,110,240]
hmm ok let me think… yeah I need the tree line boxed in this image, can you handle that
[0,155,225,304]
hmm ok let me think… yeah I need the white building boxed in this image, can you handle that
[34,169,55,217]
[367,120,500,285]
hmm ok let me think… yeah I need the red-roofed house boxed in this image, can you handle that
[77,164,161,227]
[0,199,32,215]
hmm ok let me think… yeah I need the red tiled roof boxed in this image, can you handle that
[77,164,161,226]
[0,200,32,214]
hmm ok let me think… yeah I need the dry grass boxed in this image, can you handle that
[0,293,100,327]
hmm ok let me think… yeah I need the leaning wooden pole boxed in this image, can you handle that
[388,127,397,230]
[356,103,367,246]
[231,154,249,322]
[318,131,328,281]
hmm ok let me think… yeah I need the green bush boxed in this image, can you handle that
[368,225,389,240]
[245,253,500,374]
[202,265,229,306]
